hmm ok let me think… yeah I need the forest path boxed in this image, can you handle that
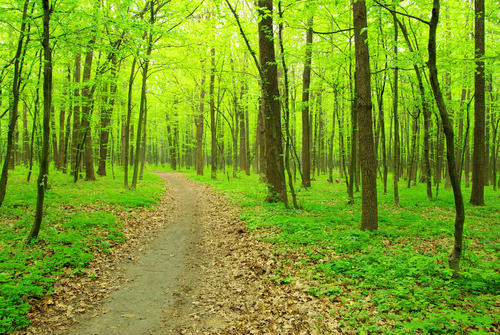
[74,172,206,334]
[19,172,333,335]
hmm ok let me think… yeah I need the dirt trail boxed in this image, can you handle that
[74,172,203,334]
[19,172,337,335]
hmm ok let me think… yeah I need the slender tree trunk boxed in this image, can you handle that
[392,13,400,206]
[97,56,118,176]
[131,2,154,190]
[0,0,30,207]
[22,104,30,167]
[71,55,81,179]
[28,0,51,243]
[427,0,465,277]
[301,16,313,188]
[79,43,97,182]
[353,0,378,230]
[196,66,205,175]
[124,57,136,188]
[209,48,217,179]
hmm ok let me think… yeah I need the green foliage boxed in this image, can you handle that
[189,171,500,334]
[0,167,163,333]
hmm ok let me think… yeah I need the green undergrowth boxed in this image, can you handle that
[188,170,499,334]
[0,166,164,333]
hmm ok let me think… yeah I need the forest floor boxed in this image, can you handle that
[15,172,333,334]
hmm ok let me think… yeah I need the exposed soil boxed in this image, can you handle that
[15,172,338,335]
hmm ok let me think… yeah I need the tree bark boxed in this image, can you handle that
[470,0,485,205]
[427,0,465,277]
[97,55,119,176]
[70,55,81,179]
[28,0,51,243]
[258,0,287,205]
[209,48,217,179]
[353,0,378,230]
[301,16,314,188]
[196,66,205,175]
[131,1,154,190]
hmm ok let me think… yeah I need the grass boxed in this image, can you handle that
[187,169,499,334]
[0,166,164,333]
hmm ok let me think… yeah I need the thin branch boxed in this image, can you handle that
[224,0,263,81]
[373,0,430,25]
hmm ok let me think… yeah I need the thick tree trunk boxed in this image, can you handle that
[353,0,378,230]
[470,0,485,205]
[258,0,287,205]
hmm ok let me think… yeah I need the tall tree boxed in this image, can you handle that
[470,0,485,206]
[353,0,378,231]
[209,48,217,179]
[301,15,313,188]
[257,0,288,205]
[28,0,51,243]
[427,0,465,277]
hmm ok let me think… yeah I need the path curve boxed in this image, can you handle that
[75,172,203,334]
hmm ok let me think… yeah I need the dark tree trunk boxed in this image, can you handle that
[470,0,485,204]
[392,13,400,206]
[258,0,287,205]
[131,1,154,190]
[71,55,81,179]
[97,56,119,176]
[301,16,313,188]
[28,0,51,243]
[124,57,136,188]
[427,0,465,277]
[22,104,30,167]
[79,44,97,182]
[353,0,378,230]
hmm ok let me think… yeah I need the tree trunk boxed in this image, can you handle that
[124,57,136,188]
[131,1,154,190]
[97,56,119,176]
[392,13,400,207]
[427,0,465,277]
[196,66,205,175]
[0,0,30,207]
[470,0,485,205]
[71,55,82,179]
[28,0,51,243]
[353,0,378,230]
[301,16,313,188]
[79,43,97,182]
[258,0,287,205]
[209,48,217,179]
